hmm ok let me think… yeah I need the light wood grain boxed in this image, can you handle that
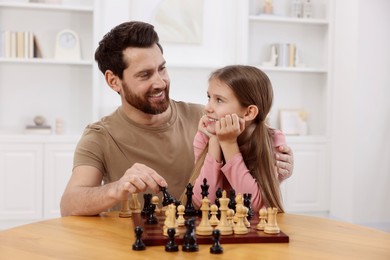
[0,212,389,259]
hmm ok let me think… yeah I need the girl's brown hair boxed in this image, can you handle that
[183,65,284,212]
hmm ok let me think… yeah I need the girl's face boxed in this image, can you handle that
[204,78,247,134]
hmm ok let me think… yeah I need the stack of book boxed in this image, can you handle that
[0,31,42,59]
[273,43,297,67]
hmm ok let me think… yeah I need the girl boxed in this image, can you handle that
[186,65,291,213]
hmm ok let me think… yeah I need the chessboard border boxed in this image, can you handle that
[131,213,289,246]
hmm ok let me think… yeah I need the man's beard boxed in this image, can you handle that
[122,82,170,115]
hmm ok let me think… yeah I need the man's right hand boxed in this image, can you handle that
[115,163,168,199]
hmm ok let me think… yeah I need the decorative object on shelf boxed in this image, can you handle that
[54,29,81,60]
[302,0,312,18]
[279,109,308,135]
[291,0,303,18]
[25,115,52,134]
[263,0,273,14]
[55,117,64,134]
[262,45,278,67]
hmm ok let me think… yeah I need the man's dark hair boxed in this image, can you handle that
[94,21,163,79]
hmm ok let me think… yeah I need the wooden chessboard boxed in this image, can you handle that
[131,212,289,246]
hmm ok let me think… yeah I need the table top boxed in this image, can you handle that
[0,212,389,259]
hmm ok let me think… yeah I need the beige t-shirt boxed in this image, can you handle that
[74,100,204,209]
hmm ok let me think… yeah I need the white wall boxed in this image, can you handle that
[330,0,390,229]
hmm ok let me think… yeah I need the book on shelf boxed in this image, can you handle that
[0,30,41,59]
[271,43,297,67]
[24,125,52,135]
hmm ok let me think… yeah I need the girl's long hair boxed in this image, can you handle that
[182,65,284,212]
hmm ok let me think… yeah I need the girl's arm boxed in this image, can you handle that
[221,153,262,212]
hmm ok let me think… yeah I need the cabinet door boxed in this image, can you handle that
[0,144,43,220]
[281,141,329,213]
[44,143,76,218]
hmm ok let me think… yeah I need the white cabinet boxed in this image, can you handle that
[0,143,43,220]
[0,0,94,135]
[44,143,76,218]
[0,137,77,229]
[281,137,329,213]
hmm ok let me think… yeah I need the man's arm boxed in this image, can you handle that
[60,163,167,216]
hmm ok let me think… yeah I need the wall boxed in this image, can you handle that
[330,0,390,230]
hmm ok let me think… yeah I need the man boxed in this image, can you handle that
[60,21,294,216]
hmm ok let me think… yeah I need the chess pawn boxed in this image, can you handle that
[209,204,220,226]
[119,199,132,218]
[151,195,161,214]
[264,207,280,234]
[132,226,146,251]
[210,229,223,254]
[227,209,235,227]
[165,228,179,252]
[233,204,249,235]
[256,208,268,230]
[196,197,213,236]
[177,204,185,226]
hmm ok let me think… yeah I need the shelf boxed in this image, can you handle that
[249,15,328,25]
[285,135,328,144]
[257,66,327,73]
[0,2,93,12]
[0,58,93,66]
[0,134,81,143]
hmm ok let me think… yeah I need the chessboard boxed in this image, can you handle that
[131,212,289,246]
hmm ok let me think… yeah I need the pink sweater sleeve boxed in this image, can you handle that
[191,129,289,212]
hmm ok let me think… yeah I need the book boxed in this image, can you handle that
[24,125,52,135]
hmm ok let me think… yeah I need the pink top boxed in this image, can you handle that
[192,129,288,213]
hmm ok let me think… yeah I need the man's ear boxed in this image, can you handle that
[105,70,121,93]
[243,105,258,121]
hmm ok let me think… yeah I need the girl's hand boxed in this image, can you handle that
[215,114,245,143]
[198,115,213,138]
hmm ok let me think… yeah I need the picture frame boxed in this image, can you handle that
[279,109,305,135]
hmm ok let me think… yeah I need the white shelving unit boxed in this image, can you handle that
[238,0,333,213]
[0,0,95,229]
[0,0,94,135]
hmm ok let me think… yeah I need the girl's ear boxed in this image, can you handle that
[244,105,258,121]
[105,70,121,93]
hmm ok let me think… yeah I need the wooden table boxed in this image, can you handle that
[0,212,389,259]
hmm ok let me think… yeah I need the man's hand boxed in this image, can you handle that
[275,145,294,178]
[115,163,168,200]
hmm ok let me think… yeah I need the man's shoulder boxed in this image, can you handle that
[172,100,204,114]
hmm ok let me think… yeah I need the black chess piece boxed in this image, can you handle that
[215,187,222,219]
[182,217,198,252]
[165,228,179,252]
[201,178,209,198]
[146,203,158,224]
[184,183,197,216]
[141,193,152,217]
[160,186,179,206]
[228,189,236,212]
[132,226,146,251]
[243,193,254,219]
[210,229,223,254]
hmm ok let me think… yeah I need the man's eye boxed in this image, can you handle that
[217,98,223,103]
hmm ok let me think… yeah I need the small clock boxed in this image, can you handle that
[54,29,81,60]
